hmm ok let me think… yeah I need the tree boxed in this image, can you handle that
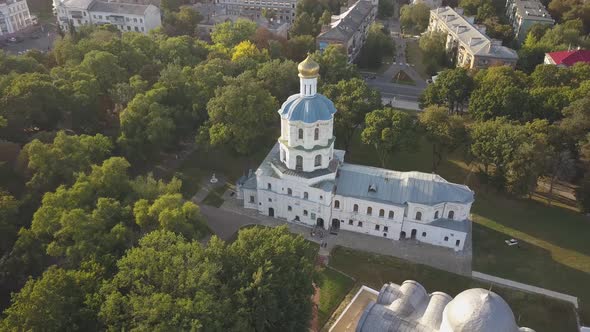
[400,3,430,33]
[548,0,590,33]
[357,22,395,69]
[419,67,474,113]
[320,10,332,25]
[378,0,394,18]
[560,98,590,142]
[79,50,125,92]
[133,193,204,238]
[361,109,418,167]
[312,45,360,84]
[458,0,480,16]
[158,36,209,67]
[204,77,278,155]
[418,32,447,74]
[576,172,590,213]
[256,59,299,102]
[290,12,320,36]
[322,78,381,152]
[543,148,576,205]
[1,265,103,331]
[285,35,316,61]
[211,18,257,48]
[419,106,467,171]
[468,66,534,120]
[22,131,113,193]
[0,192,19,256]
[231,40,270,64]
[162,6,202,36]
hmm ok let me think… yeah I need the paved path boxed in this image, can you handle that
[472,271,579,308]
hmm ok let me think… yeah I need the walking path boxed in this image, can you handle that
[472,271,579,308]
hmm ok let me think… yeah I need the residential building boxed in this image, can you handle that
[237,56,475,252]
[411,0,442,9]
[330,281,536,332]
[428,6,518,69]
[0,0,33,35]
[544,49,590,67]
[505,0,553,45]
[316,0,377,63]
[216,0,297,23]
[53,0,161,34]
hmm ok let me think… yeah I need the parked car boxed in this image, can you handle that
[7,36,24,43]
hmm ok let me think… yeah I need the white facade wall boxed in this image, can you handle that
[401,221,467,251]
[0,0,32,35]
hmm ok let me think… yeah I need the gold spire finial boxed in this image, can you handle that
[298,54,320,78]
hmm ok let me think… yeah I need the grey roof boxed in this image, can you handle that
[278,137,336,152]
[278,93,337,124]
[317,0,374,42]
[356,281,534,332]
[89,1,152,15]
[429,218,470,232]
[242,175,257,189]
[511,0,553,22]
[311,180,336,192]
[335,163,474,206]
[62,0,95,9]
[431,7,518,60]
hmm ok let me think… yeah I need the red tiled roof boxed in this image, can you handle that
[546,49,590,66]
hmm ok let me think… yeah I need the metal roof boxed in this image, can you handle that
[88,1,153,15]
[62,0,94,9]
[335,163,474,206]
[318,0,374,42]
[278,93,337,123]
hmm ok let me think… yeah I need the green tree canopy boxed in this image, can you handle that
[400,3,430,33]
[312,45,360,84]
[419,105,467,171]
[419,67,474,113]
[357,22,395,69]
[211,18,257,48]
[256,59,299,102]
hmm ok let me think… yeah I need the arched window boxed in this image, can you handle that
[388,211,394,219]
[287,188,292,195]
[314,128,319,140]
[353,204,358,212]
[367,207,372,215]
[314,155,322,167]
[303,192,308,200]
[448,210,455,220]
[298,128,303,139]
[334,200,340,208]
[267,183,272,190]
[379,209,385,217]
[296,155,303,171]
[415,211,422,221]
[434,211,439,219]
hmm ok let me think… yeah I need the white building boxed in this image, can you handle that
[331,281,535,332]
[216,0,297,23]
[0,0,33,36]
[53,0,161,34]
[237,56,475,251]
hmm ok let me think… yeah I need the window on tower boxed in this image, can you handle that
[314,155,321,167]
[314,128,319,140]
[298,128,303,139]
[296,156,303,171]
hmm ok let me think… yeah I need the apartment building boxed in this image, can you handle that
[216,0,297,23]
[428,6,518,69]
[0,0,33,35]
[505,0,553,44]
[316,0,377,63]
[53,0,161,34]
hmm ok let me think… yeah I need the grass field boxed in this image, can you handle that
[316,267,355,328]
[343,129,590,324]
[330,246,578,332]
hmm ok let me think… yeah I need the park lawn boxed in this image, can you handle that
[330,246,578,332]
[405,40,430,80]
[176,144,271,198]
[472,191,590,324]
[316,267,355,328]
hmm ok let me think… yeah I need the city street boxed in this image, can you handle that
[0,23,57,55]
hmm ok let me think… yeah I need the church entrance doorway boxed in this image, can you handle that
[400,231,406,239]
[268,208,274,217]
[331,219,340,230]
[411,229,417,239]
[316,218,324,228]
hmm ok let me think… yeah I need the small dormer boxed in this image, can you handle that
[368,184,377,193]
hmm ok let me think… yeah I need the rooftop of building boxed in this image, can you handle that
[344,281,535,332]
[89,1,155,15]
[431,6,518,60]
[335,163,474,206]
[317,0,374,41]
[546,49,590,66]
[510,0,553,22]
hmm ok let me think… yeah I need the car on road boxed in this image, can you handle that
[7,36,24,43]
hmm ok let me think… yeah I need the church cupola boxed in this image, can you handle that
[298,55,319,97]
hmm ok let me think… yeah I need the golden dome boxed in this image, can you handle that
[298,55,320,78]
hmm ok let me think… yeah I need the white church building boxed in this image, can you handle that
[237,56,474,251]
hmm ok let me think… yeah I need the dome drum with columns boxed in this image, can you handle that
[278,55,337,173]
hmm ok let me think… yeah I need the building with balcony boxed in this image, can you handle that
[505,0,553,45]
[216,0,297,23]
[53,0,161,34]
[316,0,377,63]
[0,0,33,36]
[236,56,475,252]
[428,6,518,69]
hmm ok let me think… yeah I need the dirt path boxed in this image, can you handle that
[310,283,321,332]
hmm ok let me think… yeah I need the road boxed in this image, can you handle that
[0,23,57,55]
[364,18,427,104]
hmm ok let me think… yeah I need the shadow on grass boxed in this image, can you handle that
[330,246,578,332]
[316,267,355,328]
